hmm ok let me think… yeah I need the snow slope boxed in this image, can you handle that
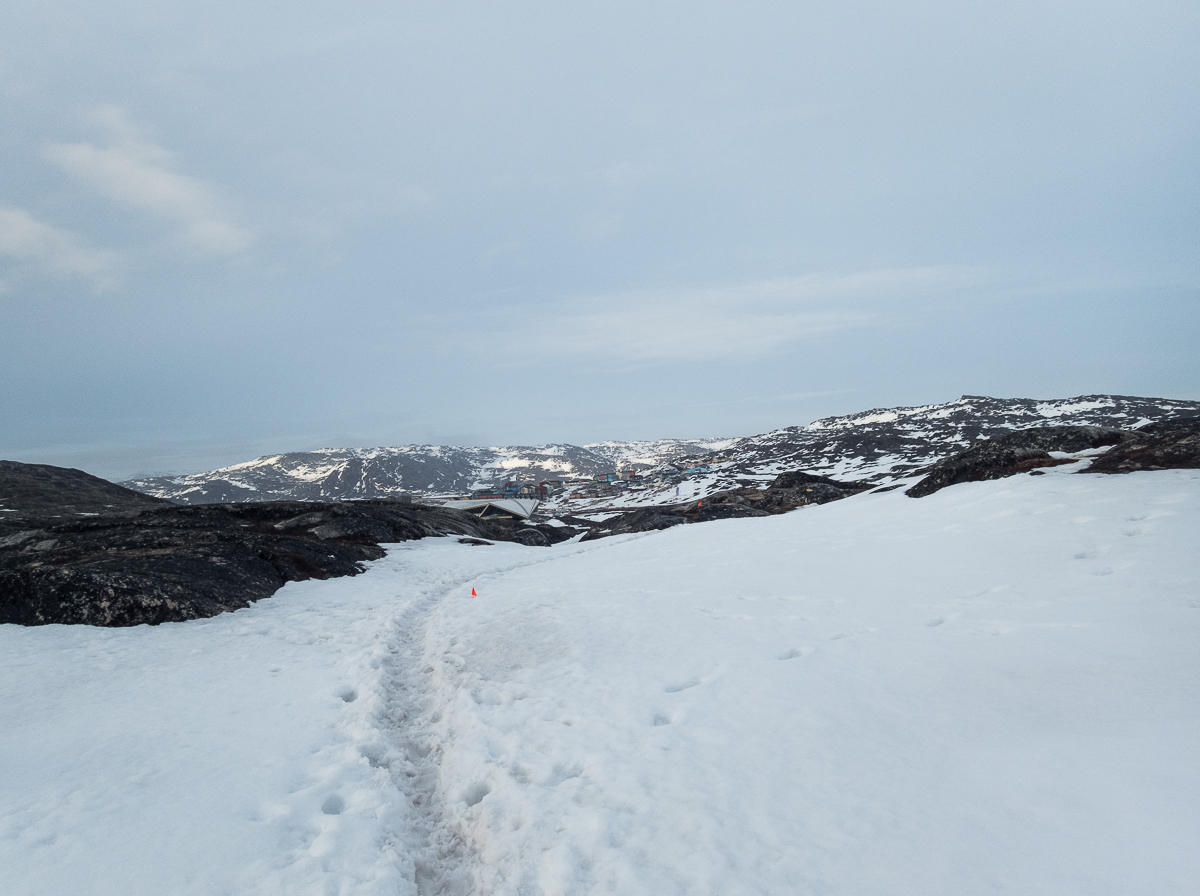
[3,464,1199,894]
[535,393,1200,515]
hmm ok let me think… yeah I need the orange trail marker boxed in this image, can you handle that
[470,588,477,597]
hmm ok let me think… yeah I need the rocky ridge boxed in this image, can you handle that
[123,439,733,505]
[8,396,1199,628]
[120,395,1200,511]
[666,394,1200,494]
[1,460,173,520]
[0,464,578,627]
[904,426,1131,498]
[579,471,869,541]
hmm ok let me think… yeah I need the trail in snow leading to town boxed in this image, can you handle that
[3,463,1200,895]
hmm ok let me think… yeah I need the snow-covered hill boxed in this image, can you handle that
[4,461,1198,894]
[121,439,735,504]
[549,393,1200,513]
[122,394,1199,507]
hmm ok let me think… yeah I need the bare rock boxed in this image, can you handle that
[0,472,571,627]
[0,459,172,522]
[579,508,691,542]
[1080,417,1200,474]
[906,426,1130,498]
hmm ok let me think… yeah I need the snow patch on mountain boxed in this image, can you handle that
[121,394,1200,509]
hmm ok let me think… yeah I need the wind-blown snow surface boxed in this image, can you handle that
[3,466,1199,894]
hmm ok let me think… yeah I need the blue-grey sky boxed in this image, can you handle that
[2,0,1197,480]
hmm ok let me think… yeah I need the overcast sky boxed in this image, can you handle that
[2,0,1197,480]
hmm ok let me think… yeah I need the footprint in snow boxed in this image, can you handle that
[663,665,726,693]
[663,678,700,693]
[777,647,810,660]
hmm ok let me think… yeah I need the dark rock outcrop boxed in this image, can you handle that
[1081,417,1200,474]
[906,426,1130,498]
[580,469,866,540]
[702,471,869,515]
[0,475,573,627]
[686,502,771,522]
[579,508,691,542]
[0,460,173,520]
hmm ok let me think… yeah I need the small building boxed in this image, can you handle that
[440,498,540,520]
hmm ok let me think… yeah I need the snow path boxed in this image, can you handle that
[3,466,1199,895]
[368,538,623,896]
[0,534,632,896]
[0,535,598,896]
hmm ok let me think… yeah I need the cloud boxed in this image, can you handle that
[44,106,253,255]
[0,204,119,290]
[507,268,976,365]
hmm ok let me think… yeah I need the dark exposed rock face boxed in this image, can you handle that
[0,481,573,627]
[1081,417,1200,474]
[701,471,869,515]
[579,508,691,542]
[0,460,173,520]
[580,469,867,540]
[687,502,771,522]
[905,426,1131,498]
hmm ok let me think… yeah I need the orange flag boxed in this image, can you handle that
[470,588,477,597]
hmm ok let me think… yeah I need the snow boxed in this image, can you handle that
[1036,399,1114,417]
[3,467,1199,894]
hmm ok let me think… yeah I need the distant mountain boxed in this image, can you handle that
[121,395,1200,508]
[121,439,734,505]
[622,394,1200,505]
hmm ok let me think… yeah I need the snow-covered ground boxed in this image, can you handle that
[3,465,1199,895]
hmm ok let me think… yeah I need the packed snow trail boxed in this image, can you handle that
[0,536,596,896]
[2,464,1199,894]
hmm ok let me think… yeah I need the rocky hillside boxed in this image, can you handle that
[121,439,733,505]
[119,394,1200,509]
[1,460,173,521]
[0,459,580,627]
[612,394,1200,507]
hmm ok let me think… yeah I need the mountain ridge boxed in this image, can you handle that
[121,394,1200,507]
